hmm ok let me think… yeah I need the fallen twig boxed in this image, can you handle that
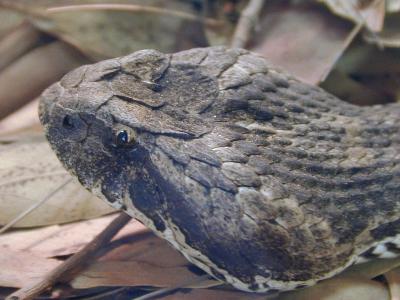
[6,212,132,300]
[231,0,265,48]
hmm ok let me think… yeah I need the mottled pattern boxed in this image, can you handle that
[39,47,400,292]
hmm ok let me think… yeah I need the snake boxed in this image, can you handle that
[38,46,400,293]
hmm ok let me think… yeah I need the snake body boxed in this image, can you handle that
[39,47,400,292]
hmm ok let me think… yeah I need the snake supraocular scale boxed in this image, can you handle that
[39,47,400,292]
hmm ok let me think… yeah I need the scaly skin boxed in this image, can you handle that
[39,47,400,292]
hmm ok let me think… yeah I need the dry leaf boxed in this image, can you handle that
[72,261,215,289]
[387,0,400,13]
[71,234,219,289]
[0,0,230,61]
[0,41,87,119]
[275,277,389,300]
[204,1,239,47]
[251,1,359,85]
[0,98,40,134]
[0,124,43,142]
[339,257,400,280]
[322,40,400,104]
[320,69,393,105]
[385,268,400,300]
[0,8,24,39]
[271,258,400,299]
[364,13,400,47]
[0,248,61,288]
[3,220,397,299]
[0,133,115,227]
[319,0,386,31]
[162,289,269,300]
[28,0,211,60]
[333,40,400,74]
[0,214,144,257]
[0,22,42,72]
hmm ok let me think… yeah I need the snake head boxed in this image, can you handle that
[39,48,219,221]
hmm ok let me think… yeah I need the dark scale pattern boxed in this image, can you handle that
[40,46,400,292]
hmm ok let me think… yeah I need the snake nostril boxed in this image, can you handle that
[62,115,75,129]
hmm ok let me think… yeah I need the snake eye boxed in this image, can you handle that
[63,115,74,129]
[115,129,136,147]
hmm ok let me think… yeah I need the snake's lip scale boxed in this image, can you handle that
[40,46,400,293]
